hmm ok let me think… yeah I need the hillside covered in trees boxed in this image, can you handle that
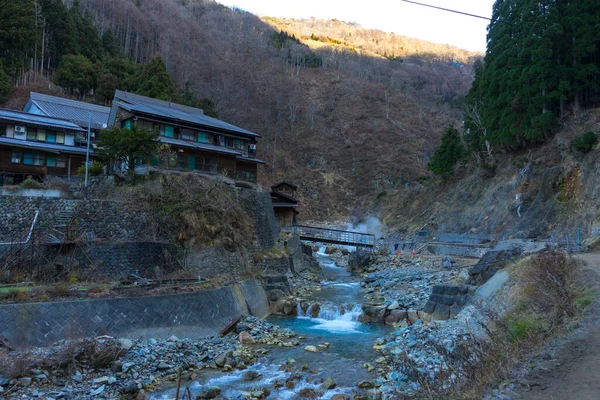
[263,17,481,65]
[0,0,478,219]
[378,0,600,240]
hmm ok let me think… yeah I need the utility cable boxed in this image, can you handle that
[401,0,491,21]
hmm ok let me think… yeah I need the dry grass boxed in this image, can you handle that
[128,174,256,250]
[519,251,579,325]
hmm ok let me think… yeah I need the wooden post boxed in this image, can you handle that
[67,157,71,180]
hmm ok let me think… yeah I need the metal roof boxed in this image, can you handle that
[271,191,299,206]
[161,136,243,156]
[237,155,266,165]
[0,137,91,155]
[27,92,110,130]
[112,90,260,138]
[0,108,85,132]
[272,181,298,190]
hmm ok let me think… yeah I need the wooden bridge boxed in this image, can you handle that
[285,225,376,249]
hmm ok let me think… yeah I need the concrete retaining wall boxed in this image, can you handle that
[0,279,269,348]
[437,233,493,244]
[425,243,489,258]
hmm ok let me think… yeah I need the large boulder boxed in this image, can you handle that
[385,310,407,325]
[267,289,286,302]
[325,246,338,254]
[198,386,221,399]
[321,377,337,390]
[238,331,255,345]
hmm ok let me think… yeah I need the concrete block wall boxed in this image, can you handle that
[423,285,474,320]
[0,279,269,348]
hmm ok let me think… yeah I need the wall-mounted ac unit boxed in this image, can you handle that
[249,144,257,150]
[14,126,26,133]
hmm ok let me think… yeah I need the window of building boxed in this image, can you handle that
[206,158,217,172]
[169,152,177,167]
[33,153,44,166]
[46,131,56,143]
[56,133,65,144]
[194,156,204,171]
[23,151,34,165]
[236,170,256,182]
[181,129,195,141]
[36,130,46,142]
[197,132,211,143]
[123,120,132,130]
[137,119,153,130]
[225,138,234,148]
[47,155,56,167]
[27,128,36,141]
[234,139,245,150]
[56,156,66,168]
[0,124,6,136]
[161,124,174,138]
[11,150,21,163]
[177,153,184,169]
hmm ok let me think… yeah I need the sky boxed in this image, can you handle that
[216,0,495,52]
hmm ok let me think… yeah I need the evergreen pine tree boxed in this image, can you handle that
[132,56,175,101]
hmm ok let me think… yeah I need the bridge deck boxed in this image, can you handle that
[286,225,376,248]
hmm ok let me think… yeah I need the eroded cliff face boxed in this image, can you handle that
[379,116,600,241]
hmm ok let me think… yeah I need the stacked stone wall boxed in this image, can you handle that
[0,186,282,279]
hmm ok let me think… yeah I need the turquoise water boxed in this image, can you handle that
[151,248,389,399]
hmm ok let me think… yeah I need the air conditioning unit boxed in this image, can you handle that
[249,144,257,150]
[14,126,26,133]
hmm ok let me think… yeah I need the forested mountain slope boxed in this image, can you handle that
[378,0,600,240]
[0,0,478,219]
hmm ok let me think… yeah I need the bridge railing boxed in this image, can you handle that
[287,224,376,248]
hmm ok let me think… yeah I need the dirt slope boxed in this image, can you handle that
[510,254,600,399]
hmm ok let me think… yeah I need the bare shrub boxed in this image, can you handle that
[521,251,579,324]
[0,351,32,379]
[56,339,122,373]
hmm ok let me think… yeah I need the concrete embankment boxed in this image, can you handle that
[425,242,489,258]
[0,279,269,348]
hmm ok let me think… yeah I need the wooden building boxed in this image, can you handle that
[271,181,299,227]
[108,91,264,187]
[24,92,111,144]
[0,109,89,185]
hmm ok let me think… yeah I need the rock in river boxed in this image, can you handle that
[198,385,221,399]
[304,345,318,353]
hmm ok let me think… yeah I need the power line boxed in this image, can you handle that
[401,0,492,21]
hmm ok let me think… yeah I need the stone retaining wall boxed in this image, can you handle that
[1,188,280,278]
[0,279,269,348]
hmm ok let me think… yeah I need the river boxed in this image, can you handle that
[152,247,389,399]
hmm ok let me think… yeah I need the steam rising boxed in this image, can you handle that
[346,217,384,239]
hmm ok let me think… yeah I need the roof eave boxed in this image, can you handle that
[117,101,261,138]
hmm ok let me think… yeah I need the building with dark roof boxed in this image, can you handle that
[0,109,89,184]
[24,92,110,143]
[108,90,264,187]
[271,181,299,227]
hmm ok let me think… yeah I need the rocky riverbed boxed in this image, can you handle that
[1,246,494,400]
[0,317,298,399]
